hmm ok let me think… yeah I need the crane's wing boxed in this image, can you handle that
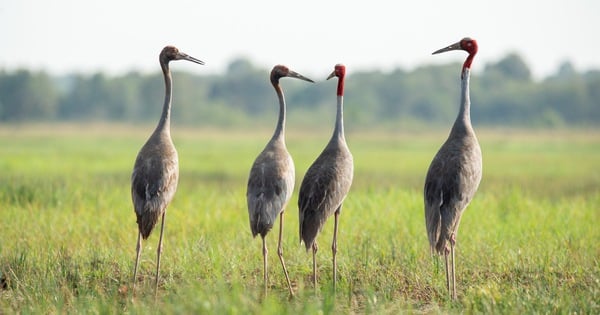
[246,149,294,238]
[424,155,449,254]
[131,150,179,238]
[425,142,481,254]
[298,148,353,249]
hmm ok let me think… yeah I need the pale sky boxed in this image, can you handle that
[1,0,598,79]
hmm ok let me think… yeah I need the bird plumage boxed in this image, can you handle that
[424,115,482,254]
[131,135,179,239]
[299,137,353,249]
[247,142,295,238]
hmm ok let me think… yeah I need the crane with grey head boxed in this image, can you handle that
[298,64,354,292]
[130,45,203,295]
[424,37,482,300]
[247,65,313,296]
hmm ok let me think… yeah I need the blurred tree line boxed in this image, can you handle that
[0,54,598,128]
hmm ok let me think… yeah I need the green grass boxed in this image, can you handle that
[1,124,599,314]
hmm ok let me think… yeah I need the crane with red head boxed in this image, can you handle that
[299,64,354,292]
[425,37,482,300]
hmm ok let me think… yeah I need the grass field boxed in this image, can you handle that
[1,124,599,314]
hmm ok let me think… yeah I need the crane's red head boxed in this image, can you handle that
[270,64,314,85]
[460,37,478,55]
[327,64,346,96]
[432,37,478,76]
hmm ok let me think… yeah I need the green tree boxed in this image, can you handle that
[0,69,59,121]
[484,53,532,82]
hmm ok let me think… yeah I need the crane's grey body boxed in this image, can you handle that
[131,127,179,239]
[425,37,482,300]
[247,119,294,239]
[299,129,353,249]
[130,46,203,296]
[424,69,482,255]
[299,64,353,290]
[246,65,313,296]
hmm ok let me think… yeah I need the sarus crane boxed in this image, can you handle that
[131,46,203,295]
[247,65,313,296]
[424,37,482,300]
[299,64,354,291]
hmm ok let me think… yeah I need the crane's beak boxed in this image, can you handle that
[177,52,205,65]
[432,41,462,55]
[326,70,336,80]
[288,70,314,83]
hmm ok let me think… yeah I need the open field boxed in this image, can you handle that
[1,124,599,313]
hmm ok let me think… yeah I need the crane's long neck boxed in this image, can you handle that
[333,73,346,142]
[451,68,473,135]
[155,62,173,135]
[271,83,286,142]
[332,95,345,141]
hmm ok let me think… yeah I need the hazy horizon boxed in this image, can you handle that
[1,1,599,79]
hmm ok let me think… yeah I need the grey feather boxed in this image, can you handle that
[299,139,353,250]
[247,140,294,238]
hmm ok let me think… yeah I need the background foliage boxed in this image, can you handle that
[1,54,598,128]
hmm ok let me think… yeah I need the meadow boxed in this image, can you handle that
[1,124,598,314]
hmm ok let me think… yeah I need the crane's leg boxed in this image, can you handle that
[312,242,319,291]
[331,208,341,293]
[132,231,142,296]
[262,235,268,296]
[450,234,457,300]
[444,248,451,299]
[155,211,167,295]
[277,212,294,296]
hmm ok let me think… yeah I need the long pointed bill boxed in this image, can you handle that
[326,71,336,80]
[288,70,314,83]
[177,52,205,65]
[432,42,462,55]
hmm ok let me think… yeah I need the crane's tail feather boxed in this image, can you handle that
[425,206,443,255]
[300,211,323,252]
[137,210,161,239]
[248,196,279,238]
